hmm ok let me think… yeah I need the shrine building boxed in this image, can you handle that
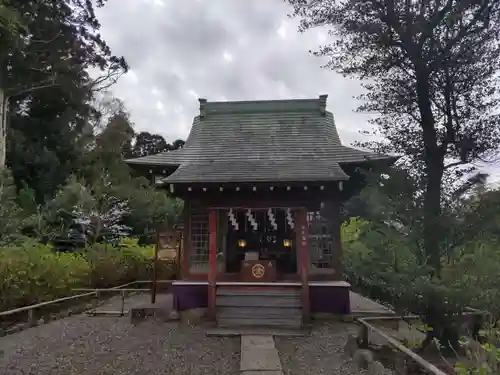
[126,95,392,328]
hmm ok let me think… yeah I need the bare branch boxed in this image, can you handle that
[29,31,62,44]
[6,77,59,98]
[443,160,466,170]
[90,66,126,93]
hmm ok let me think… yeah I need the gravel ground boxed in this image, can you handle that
[0,291,388,375]
[275,321,365,375]
[0,314,240,375]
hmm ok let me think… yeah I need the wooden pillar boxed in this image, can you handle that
[332,192,344,279]
[295,208,310,322]
[181,202,191,280]
[208,209,217,318]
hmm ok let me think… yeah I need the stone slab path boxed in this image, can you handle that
[240,335,283,375]
[94,292,173,312]
[349,292,393,314]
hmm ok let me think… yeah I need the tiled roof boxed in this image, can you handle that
[125,96,392,183]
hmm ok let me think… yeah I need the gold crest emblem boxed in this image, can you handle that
[251,264,265,278]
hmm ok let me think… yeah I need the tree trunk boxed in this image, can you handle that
[414,66,444,277]
[423,160,444,276]
[0,88,8,169]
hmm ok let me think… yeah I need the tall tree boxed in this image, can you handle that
[8,81,99,202]
[171,139,185,150]
[287,0,500,275]
[0,0,128,169]
[130,133,185,158]
[131,132,169,158]
[82,109,135,186]
[0,0,25,39]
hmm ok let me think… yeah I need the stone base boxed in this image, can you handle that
[172,281,352,315]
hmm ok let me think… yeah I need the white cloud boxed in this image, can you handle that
[222,51,233,63]
[316,31,327,44]
[276,20,288,39]
[187,89,198,99]
[123,70,139,85]
[155,100,166,114]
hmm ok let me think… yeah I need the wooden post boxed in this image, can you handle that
[176,228,183,274]
[92,291,100,312]
[208,209,218,318]
[151,228,159,304]
[295,208,310,322]
[28,308,36,327]
[359,324,369,348]
[120,290,126,316]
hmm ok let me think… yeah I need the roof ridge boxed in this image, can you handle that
[198,95,328,117]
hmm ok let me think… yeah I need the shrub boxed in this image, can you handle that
[0,241,90,310]
[0,237,177,311]
[341,217,482,352]
[0,170,25,245]
[84,238,176,288]
[453,323,500,375]
[119,237,178,280]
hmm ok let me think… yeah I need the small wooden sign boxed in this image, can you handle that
[156,226,181,261]
[152,225,182,304]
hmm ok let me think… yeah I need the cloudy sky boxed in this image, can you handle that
[95,0,371,146]
[96,0,500,183]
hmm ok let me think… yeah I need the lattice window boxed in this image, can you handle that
[307,210,334,272]
[189,209,209,273]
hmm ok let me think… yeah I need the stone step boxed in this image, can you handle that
[218,306,301,317]
[216,295,301,308]
[218,316,302,329]
[216,288,300,297]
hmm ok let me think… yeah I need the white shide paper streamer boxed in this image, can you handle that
[267,208,278,231]
[286,208,295,229]
[245,209,258,231]
[228,208,239,231]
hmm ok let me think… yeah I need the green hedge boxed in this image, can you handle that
[0,238,177,311]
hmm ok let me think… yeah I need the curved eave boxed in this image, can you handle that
[125,159,181,168]
[160,160,349,184]
[125,161,180,174]
[340,154,399,168]
[124,148,186,168]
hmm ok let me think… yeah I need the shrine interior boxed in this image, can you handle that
[222,208,298,274]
